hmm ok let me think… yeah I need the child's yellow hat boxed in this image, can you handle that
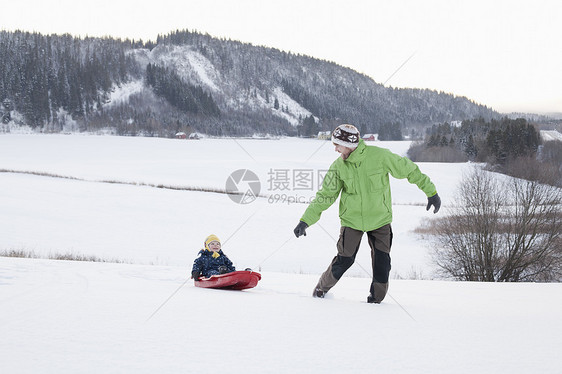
[204,234,221,251]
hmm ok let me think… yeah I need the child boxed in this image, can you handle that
[191,234,236,280]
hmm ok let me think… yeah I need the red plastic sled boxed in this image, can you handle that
[194,270,261,290]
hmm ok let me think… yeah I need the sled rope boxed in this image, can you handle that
[146,278,190,322]
[254,236,293,271]
[222,210,258,246]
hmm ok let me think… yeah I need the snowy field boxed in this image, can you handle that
[0,134,470,277]
[1,134,560,373]
[0,135,470,278]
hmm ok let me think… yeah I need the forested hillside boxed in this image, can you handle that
[1,30,499,136]
[407,117,562,186]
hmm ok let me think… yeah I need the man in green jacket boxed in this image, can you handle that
[293,124,441,303]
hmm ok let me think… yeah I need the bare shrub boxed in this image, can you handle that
[495,155,562,188]
[431,168,562,282]
[538,140,562,186]
[0,249,130,263]
[541,141,562,162]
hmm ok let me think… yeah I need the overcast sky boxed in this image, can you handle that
[2,0,561,114]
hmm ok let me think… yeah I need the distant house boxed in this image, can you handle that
[175,132,187,139]
[317,131,331,140]
[188,132,201,140]
[362,134,378,141]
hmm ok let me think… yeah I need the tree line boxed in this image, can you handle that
[145,63,220,116]
[1,29,500,136]
[408,117,562,186]
[409,117,540,163]
[0,31,140,128]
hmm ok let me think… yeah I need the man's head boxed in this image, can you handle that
[332,124,359,160]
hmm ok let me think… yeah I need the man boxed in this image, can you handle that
[293,124,440,303]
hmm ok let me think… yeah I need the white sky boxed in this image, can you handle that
[2,0,561,114]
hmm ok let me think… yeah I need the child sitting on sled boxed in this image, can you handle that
[191,234,236,280]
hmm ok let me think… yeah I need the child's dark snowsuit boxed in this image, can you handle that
[192,249,235,278]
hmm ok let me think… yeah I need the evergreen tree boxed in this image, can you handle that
[379,122,403,140]
[145,63,220,116]
[465,135,477,160]
[301,115,317,136]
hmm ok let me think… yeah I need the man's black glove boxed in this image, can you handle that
[426,193,441,213]
[218,266,228,274]
[191,270,201,280]
[294,221,308,238]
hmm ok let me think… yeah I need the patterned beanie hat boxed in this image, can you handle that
[332,124,360,149]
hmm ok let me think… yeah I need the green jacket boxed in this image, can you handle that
[301,139,437,232]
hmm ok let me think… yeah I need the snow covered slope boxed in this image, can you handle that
[1,257,560,373]
[0,135,468,277]
[130,44,313,126]
[1,134,560,373]
[540,130,562,142]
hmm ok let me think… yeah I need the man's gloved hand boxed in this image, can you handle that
[426,193,441,213]
[218,266,228,274]
[191,270,201,280]
[293,221,309,238]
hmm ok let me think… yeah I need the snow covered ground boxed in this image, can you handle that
[1,134,560,373]
[541,130,562,142]
[2,258,560,374]
[0,134,469,277]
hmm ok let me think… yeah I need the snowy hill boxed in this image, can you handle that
[0,30,499,136]
[131,44,314,127]
[1,134,560,373]
[2,257,560,373]
[541,130,562,142]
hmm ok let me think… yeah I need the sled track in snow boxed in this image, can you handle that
[0,168,270,200]
[1,169,429,207]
